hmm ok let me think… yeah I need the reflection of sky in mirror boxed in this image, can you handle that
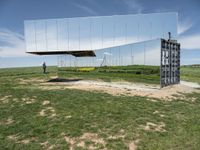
[24,12,177,52]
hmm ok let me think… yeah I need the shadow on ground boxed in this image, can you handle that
[48,78,82,83]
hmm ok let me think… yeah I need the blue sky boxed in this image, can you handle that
[0,0,200,68]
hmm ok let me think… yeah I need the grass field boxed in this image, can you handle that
[58,65,160,84]
[181,65,200,84]
[0,66,200,149]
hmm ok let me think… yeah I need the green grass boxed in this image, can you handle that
[0,66,200,149]
[181,65,200,84]
[58,65,160,84]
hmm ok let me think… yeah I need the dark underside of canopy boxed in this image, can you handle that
[27,50,96,57]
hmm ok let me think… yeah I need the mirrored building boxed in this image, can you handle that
[24,12,180,87]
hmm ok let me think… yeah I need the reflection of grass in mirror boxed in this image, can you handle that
[0,66,200,149]
[58,65,160,84]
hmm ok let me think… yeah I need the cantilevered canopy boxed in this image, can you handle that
[27,50,96,57]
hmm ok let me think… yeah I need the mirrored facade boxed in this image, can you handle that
[57,39,161,67]
[24,12,178,67]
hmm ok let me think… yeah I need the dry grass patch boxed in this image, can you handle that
[147,98,158,102]
[0,95,12,103]
[13,98,19,102]
[153,110,165,118]
[22,97,36,104]
[65,115,72,119]
[140,122,166,132]
[42,100,50,105]
[107,129,126,140]
[39,107,56,118]
[7,134,19,142]
[19,78,45,85]
[171,94,197,102]
[37,85,66,91]
[7,134,36,145]
[0,118,14,125]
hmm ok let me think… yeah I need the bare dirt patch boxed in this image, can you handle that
[140,122,166,132]
[80,133,106,146]
[62,132,106,150]
[77,141,85,147]
[108,134,125,140]
[39,80,199,100]
[40,141,55,150]
[20,139,30,144]
[64,136,76,145]
[128,139,140,150]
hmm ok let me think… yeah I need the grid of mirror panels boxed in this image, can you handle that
[24,12,177,53]
[160,39,180,87]
[57,39,161,67]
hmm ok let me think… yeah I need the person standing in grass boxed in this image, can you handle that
[42,62,47,74]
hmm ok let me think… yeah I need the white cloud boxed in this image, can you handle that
[179,34,200,49]
[72,3,98,15]
[178,21,193,35]
[0,28,30,57]
[123,0,143,13]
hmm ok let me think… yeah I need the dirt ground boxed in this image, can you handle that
[38,78,200,100]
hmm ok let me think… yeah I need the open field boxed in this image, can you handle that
[0,66,200,149]
[58,65,160,84]
[181,65,200,84]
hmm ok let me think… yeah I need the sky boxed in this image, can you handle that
[0,0,200,68]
